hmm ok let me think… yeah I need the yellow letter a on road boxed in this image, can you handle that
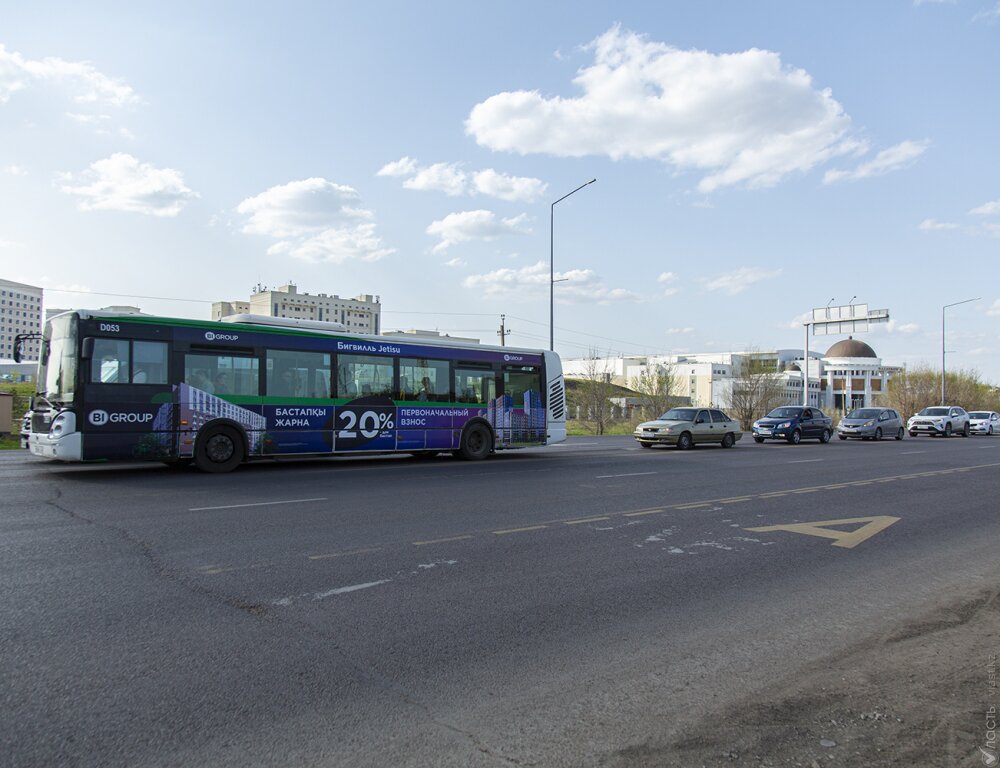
[745,516,900,549]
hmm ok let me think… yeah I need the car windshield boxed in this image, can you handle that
[658,408,698,421]
[766,407,802,419]
[969,412,991,418]
[918,407,949,416]
[847,409,881,419]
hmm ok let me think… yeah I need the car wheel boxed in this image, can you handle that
[676,431,693,450]
[962,422,970,437]
[838,434,847,440]
[194,425,244,473]
[788,429,801,445]
[819,429,831,444]
[944,423,952,438]
[895,428,904,441]
[457,423,492,460]
[639,441,655,449]
[721,432,735,449]
[754,436,765,444]
[874,427,882,441]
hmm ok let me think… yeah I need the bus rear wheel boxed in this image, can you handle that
[456,423,492,461]
[195,425,245,473]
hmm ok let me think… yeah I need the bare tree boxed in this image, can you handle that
[725,350,785,430]
[630,362,678,421]
[577,350,617,435]
[879,364,939,420]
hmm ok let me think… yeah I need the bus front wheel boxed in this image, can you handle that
[456,423,492,461]
[195,426,245,473]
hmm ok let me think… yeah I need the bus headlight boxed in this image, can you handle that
[50,412,73,437]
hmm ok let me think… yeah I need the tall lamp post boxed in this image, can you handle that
[941,297,979,405]
[550,178,597,350]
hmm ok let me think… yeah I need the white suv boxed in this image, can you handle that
[907,406,970,438]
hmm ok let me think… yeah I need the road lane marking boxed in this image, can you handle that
[313,580,391,600]
[563,516,611,525]
[413,535,474,546]
[494,525,549,535]
[595,471,658,479]
[676,503,710,509]
[623,508,667,518]
[788,459,823,463]
[308,547,383,560]
[746,515,900,549]
[901,451,926,455]
[719,497,752,504]
[190,497,327,512]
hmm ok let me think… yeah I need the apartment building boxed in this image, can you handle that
[212,283,381,334]
[0,279,43,361]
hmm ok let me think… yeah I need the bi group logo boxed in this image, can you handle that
[89,410,154,426]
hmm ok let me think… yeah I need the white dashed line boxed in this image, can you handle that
[595,472,659,479]
[189,497,327,512]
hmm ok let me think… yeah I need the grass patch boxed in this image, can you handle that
[0,434,23,450]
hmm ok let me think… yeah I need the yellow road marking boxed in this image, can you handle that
[563,516,611,525]
[676,503,710,509]
[623,508,666,518]
[746,515,900,549]
[494,525,549,535]
[308,547,383,560]
[719,498,752,504]
[412,535,474,546]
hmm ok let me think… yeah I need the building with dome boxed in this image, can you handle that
[819,336,898,412]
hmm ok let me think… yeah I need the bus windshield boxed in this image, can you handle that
[37,313,78,405]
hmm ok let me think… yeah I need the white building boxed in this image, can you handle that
[382,328,480,344]
[213,283,381,334]
[564,339,897,412]
[0,279,43,361]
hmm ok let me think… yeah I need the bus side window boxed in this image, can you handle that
[455,367,495,403]
[91,338,130,384]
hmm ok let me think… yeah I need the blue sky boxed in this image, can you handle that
[2,1,999,380]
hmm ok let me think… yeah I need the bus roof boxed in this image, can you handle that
[64,309,551,357]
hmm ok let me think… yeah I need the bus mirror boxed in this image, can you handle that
[13,346,21,363]
[81,337,95,360]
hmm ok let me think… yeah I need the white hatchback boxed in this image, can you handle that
[969,411,1000,436]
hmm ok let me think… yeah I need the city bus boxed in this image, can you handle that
[19,310,566,472]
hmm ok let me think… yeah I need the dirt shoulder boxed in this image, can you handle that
[609,586,1000,767]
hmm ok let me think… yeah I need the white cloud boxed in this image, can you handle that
[466,25,862,192]
[0,43,138,106]
[973,1,1000,22]
[237,177,394,263]
[426,209,530,253]
[379,156,546,202]
[3,164,27,176]
[665,327,694,334]
[463,260,639,303]
[658,271,679,296]
[823,139,929,184]
[60,153,197,216]
[918,218,959,230]
[969,199,1000,216]
[886,320,921,334]
[0,239,24,248]
[987,299,1000,317]
[985,223,1000,238]
[376,156,418,177]
[781,311,812,329]
[443,257,466,268]
[471,169,547,202]
[706,266,782,295]
[404,162,467,196]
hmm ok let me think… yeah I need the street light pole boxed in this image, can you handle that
[550,178,597,351]
[941,297,979,405]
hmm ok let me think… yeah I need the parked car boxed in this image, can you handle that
[752,406,832,444]
[837,407,905,441]
[906,406,970,437]
[968,411,1000,435]
[634,407,743,450]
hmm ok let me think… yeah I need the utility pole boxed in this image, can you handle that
[497,314,510,346]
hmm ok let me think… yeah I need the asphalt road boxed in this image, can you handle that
[2,433,999,767]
